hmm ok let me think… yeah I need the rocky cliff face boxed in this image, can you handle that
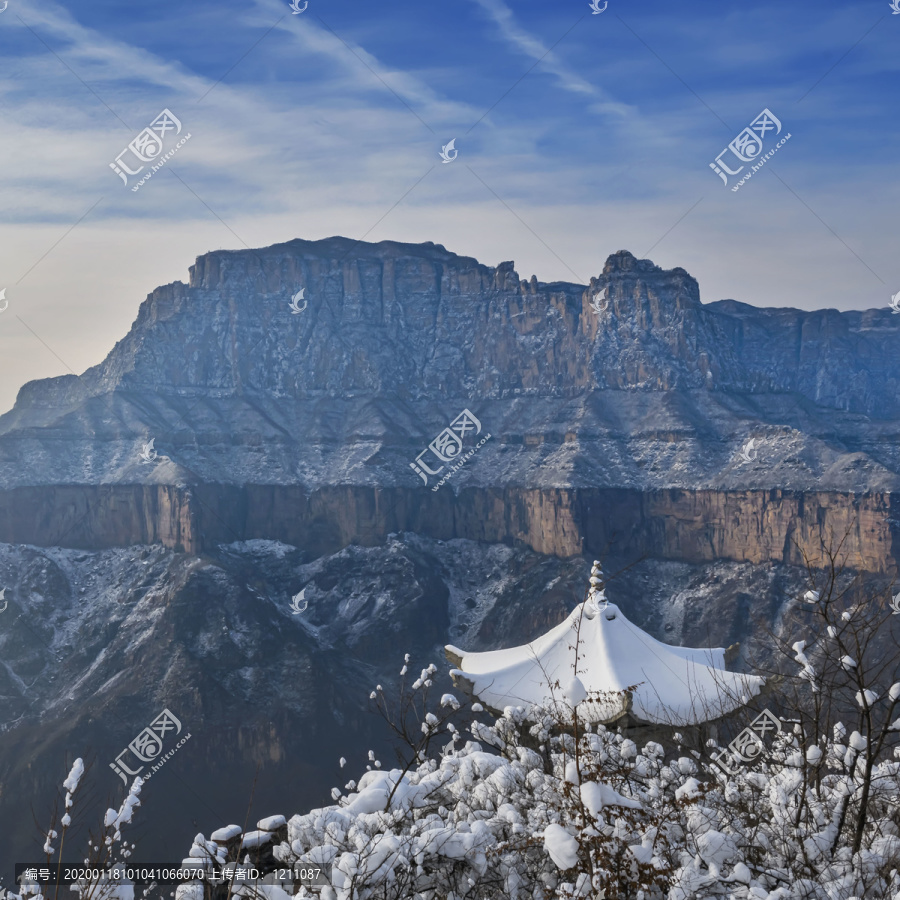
[1,238,899,494]
[0,236,898,570]
[0,484,894,573]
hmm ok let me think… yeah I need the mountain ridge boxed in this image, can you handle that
[0,237,898,495]
[6,238,895,413]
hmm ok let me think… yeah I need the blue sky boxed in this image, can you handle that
[0,0,897,412]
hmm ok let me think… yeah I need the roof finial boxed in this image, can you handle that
[586,560,608,615]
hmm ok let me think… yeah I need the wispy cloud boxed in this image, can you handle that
[467,0,634,120]
[469,0,595,95]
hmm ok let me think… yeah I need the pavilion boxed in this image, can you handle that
[445,562,764,728]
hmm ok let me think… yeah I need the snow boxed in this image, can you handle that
[220,539,295,559]
[342,770,404,814]
[448,602,764,725]
[695,829,735,876]
[63,758,85,793]
[15,549,899,900]
[628,842,653,865]
[175,886,205,900]
[564,676,587,707]
[856,689,879,708]
[105,779,142,830]
[231,887,293,900]
[675,777,702,800]
[580,781,642,817]
[729,862,752,884]
[146,680,900,900]
[257,814,286,830]
[241,830,273,848]
[211,824,242,841]
[543,824,578,870]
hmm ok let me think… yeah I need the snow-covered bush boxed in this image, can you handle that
[239,664,900,900]
[265,692,684,900]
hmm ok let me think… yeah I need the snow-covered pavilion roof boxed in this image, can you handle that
[446,564,765,727]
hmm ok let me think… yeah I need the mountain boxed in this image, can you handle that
[0,236,898,873]
[1,237,898,569]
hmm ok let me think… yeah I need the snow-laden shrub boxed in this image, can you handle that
[268,693,680,900]
[227,673,900,900]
